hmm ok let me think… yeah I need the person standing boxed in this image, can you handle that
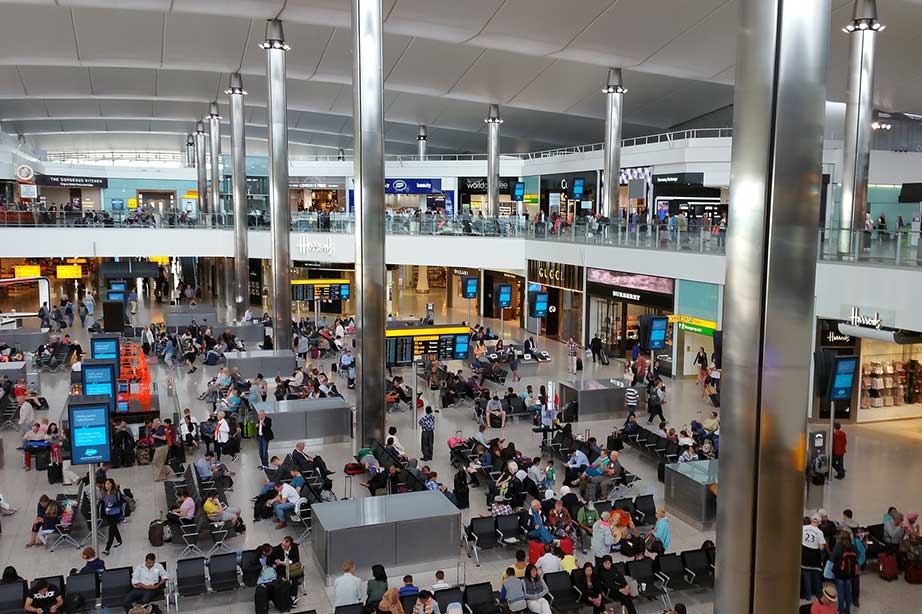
[150,419,171,481]
[831,422,847,480]
[589,334,603,364]
[566,337,579,374]
[801,514,828,601]
[100,478,124,555]
[418,406,435,461]
[647,378,667,424]
[256,410,274,470]
[214,411,230,462]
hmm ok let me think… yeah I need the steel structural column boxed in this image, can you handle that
[417,125,428,161]
[262,19,292,350]
[227,73,249,321]
[485,105,502,218]
[715,1,830,613]
[207,102,222,218]
[194,121,207,216]
[602,68,626,221]
[185,134,195,168]
[352,0,387,446]
[838,0,882,255]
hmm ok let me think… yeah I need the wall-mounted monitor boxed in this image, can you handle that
[106,292,124,302]
[461,276,479,299]
[496,284,513,309]
[108,281,126,292]
[67,396,112,465]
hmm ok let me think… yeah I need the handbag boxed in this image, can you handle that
[287,562,303,578]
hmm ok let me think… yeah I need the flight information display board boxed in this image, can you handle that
[291,279,351,301]
[81,360,117,414]
[496,284,513,308]
[68,396,112,465]
[385,324,470,366]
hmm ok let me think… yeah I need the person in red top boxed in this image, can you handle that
[831,422,847,480]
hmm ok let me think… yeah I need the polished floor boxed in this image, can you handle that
[0,286,919,614]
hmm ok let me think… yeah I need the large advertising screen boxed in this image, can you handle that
[68,400,111,465]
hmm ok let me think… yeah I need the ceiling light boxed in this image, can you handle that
[844,18,883,33]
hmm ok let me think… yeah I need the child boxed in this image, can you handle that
[399,575,419,598]
[543,460,556,491]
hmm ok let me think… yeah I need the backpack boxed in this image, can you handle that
[835,551,859,579]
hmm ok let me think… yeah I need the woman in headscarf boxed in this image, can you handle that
[902,512,920,539]
[376,588,404,614]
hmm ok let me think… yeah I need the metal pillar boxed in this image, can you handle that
[227,72,249,321]
[352,0,387,446]
[715,1,830,613]
[185,134,195,168]
[207,102,222,218]
[194,121,207,216]
[485,104,502,218]
[837,0,883,255]
[602,68,626,221]
[261,19,292,350]
[417,125,428,161]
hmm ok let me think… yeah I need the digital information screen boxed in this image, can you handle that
[462,276,479,299]
[496,284,513,309]
[386,325,470,366]
[82,363,116,412]
[829,356,858,401]
[514,182,525,201]
[648,316,669,350]
[91,338,119,360]
[107,292,125,302]
[109,281,126,292]
[573,178,585,199]
[68,400,111,465]
[291,279,351,302]
[530,291,549,318]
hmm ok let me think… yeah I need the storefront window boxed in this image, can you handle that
[859,339,922,422]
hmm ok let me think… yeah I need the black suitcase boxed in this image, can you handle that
[576,357,583,371]
[255,584,272,614]
[657,462,666,483]
[271,580,292,612]
[47,462,63,484]
[34,450,50,471]
[600,352,610,366]
[330,363,337,373]
[148,520,165,547]
[606,434,624,452]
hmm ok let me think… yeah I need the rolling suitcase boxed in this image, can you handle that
[148,520,165,547]
[576,357,583,371]
[600,352,610,366]
[34,449,50,471]
[607,433,624,452]
[47,462,63,484]
[254,585,272,614]
[905,560,922,584]
[879,552,899,580]
[271,580,292,612]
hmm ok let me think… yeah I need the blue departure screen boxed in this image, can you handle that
[82,364,115,403]
[462,277,479,299]
[68,403,111,465]
[648,316,669,350]
[830,356,858,401]
[496,284,513,308]
[531,292,549,318]
[91,338,119,360]
[109,282,126,291]
[514,182,525,200]
[107,292,124,302]
[453,334,470,359]
[573,178,585,199]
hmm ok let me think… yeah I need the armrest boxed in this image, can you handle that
[654,572,668,585]
[634,510,645,523]
[571,585,582,600]
[684,567,696,581]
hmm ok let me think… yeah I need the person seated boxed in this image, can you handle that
[596,555,636,614]
[266,481,301,529]
[203,493,241,526]
[25,578,63,614]
[486,395,506,428]
[124,553,168,609]
[622,414,640,437]
[399,575,419,598]
[195,451,234,490]
[390,377,411,405]
[76,547,106,575]
[548,498,575,539]
[165,490,195,525]
[654,421,668,438]
[439,381,458,408]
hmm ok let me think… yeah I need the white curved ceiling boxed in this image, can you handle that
[0,0,913,156]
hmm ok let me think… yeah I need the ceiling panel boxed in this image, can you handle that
[156,70,224,100]
[385,93,445,126]
[148,119,189,133]
[59,0,171,9]
[509,60,605,113]
[386,38,482,96]
[634,80,734,128]
[285,80,343,113]
[295,110,351,133]
[641,0,737,79]
[448,50,554,104]
[72,7,163,66]
[313,28,412,84]
[105,119,151,132]
[0,99,49,119]
[172,0,283,17]
[247,106,267,126]
[0,4,78,65]
[240,21,335,80]
[469,0,611,56]
[43,99,101,118]
[0,67,26,97]
[385,0,501,42]
[100,99,154,118]
[556,0,728,68]
[151,100,206,119]
[59,119,109,132]
[18,66,91,96]
[329,88,399,117]
[90,67,157,96]
[162,12,250,72]
[281,0,397,30]
[501,107,601,145]
[3,119,61,134]
[428,98,490,133]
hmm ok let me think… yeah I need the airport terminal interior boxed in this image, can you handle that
[1,1,922,614]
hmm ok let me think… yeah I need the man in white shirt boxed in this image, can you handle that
[431,570,451,591]
[535,544,563,575]
[268,481,300,529]
[386,426,407,456]
[124,553,168,608]
[332,560,364,606]
[801,514,828,601]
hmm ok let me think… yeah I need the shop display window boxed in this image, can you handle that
[858,340,922,421]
